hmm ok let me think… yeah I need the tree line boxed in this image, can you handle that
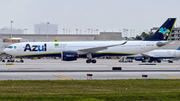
[135,32,153,40]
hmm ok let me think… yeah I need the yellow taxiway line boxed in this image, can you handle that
[54,75,72,80]
[162,74,180,79]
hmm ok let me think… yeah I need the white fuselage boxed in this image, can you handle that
[3,41,166,57]
[143,49,180,58]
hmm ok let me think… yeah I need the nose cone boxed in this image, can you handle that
[3,48,8,54]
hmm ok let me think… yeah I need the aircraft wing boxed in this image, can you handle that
[78,41,127,53]
[141,53,156,57]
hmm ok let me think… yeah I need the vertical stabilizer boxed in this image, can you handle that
[144,18,176,41]
[176,47,180,50]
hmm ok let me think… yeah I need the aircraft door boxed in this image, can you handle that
[50,44,54,52]
[17,44,21,51]
[173,51,176,56]
[140,42,145,49]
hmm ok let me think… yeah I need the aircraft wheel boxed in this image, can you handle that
[148,60,153,63]
[7,60,10,62]
[142,60,146,63]
[86,60,91,63]
[2,60,5,62]
[20,60,24,63]
[168,61,173,63]
[157,60,161,63]
[11,59,14,62]
[92,60,96,63]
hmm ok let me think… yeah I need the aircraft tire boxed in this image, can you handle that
[148,60,153,63]
[157,60,161,63]
[86,60,91,63]
[142,60,146,63]
[168,61,173,63]
[20,60,24,63]
[92,60,96,63]
[2,60,5,62]
[11,59,14,62]
[7,60,10,62]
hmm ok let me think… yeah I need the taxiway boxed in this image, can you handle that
[0,59,180,80]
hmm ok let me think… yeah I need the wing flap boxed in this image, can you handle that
[141,53,156,57]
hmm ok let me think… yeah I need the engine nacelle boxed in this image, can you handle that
[61,51,77,61]
[134,56,143,61]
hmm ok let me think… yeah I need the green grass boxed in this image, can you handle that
[0,79,180,101]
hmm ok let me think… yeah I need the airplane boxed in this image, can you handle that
[133,47,180,63]
[3,18,177,63]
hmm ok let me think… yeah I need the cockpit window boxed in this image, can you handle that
[8,46,13,49]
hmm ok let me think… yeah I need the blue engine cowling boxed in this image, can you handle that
[134,56,143,61]
[61,51,77,61]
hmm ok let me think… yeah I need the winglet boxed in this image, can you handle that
[121,41,127,45]
[144,18,177,41]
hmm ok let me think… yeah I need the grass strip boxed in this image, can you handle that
[0,79,180,101]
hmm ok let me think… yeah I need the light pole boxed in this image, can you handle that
[24,29,27,34]
[39,29,41,34]
[126,29,128,37]
[63,28,65,34]
[123,29,127,37]
[11,21,13,38]
[76,29,78,34]
[96,29,98,34]
[47,22,50,41]
[2,28,4,34]
[18,29,20,34]
[87,28,90,34]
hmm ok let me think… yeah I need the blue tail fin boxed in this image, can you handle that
[144,18,176,41]
[176,47,180,50]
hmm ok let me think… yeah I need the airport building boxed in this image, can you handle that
[0,28,24,34]
[34,23,58,34]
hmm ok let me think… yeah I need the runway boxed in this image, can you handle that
[0,59,180,80]
[0,70,180,72]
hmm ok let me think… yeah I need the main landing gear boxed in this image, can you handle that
[86,59,96,63]
[86,53,97,64]
[1,56,24,63]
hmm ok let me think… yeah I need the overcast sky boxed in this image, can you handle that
[0,0,180,36]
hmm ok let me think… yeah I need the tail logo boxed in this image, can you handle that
[158,27,170,39]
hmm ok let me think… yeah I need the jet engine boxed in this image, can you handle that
[134,56,143,61]
[61,51,78,61]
